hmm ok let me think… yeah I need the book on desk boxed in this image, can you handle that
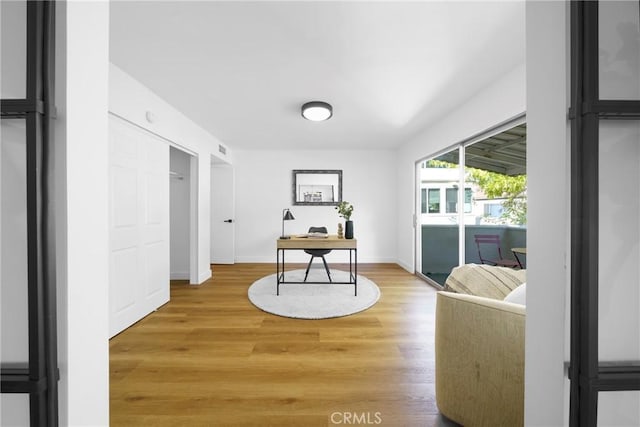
[294,232,329,239]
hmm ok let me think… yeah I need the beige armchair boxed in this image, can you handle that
[435,264,525,426]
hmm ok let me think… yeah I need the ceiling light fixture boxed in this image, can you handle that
[301,101,333,121]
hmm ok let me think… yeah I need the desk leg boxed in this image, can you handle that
[276,249,281,296]
[351,249,357,296]
[513,251,523,269]
[349,250,352,284]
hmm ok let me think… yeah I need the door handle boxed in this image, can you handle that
[224,219,234,223]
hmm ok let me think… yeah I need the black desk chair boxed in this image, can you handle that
[304,226,332,282]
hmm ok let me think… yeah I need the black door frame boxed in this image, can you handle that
[569,2,640,426]
[0,2,58,426]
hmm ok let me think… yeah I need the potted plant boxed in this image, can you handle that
[336,201,354,239]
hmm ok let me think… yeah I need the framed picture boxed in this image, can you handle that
[292,170,342,206]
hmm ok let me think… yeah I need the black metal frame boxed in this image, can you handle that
[292,169,343,206]
[569,2,640,426]
[276,246,358,296]
[1,1,58,426]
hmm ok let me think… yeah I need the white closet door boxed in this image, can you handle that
[109,115,169,337]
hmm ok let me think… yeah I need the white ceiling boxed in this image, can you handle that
[109,1,525,150]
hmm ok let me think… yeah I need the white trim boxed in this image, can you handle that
[189,154,199,284]
[395,259,414,274]
[197,269,212,284]
[458,146,466,267]
[414,161,421,277]
[108,111,173,148]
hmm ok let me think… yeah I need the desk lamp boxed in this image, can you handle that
[281,208,295,239]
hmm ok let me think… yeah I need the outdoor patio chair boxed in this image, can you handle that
[474,234,520,268]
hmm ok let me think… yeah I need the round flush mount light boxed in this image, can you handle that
[301,101,333,121]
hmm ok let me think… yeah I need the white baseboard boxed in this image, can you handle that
[197,269,212,284]
[234,256,281,263]
[395,259,414,273]
[170,271,189,280]
[172,270,211,284]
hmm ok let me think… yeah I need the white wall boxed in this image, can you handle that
[525,2,570,425]
[170,147,191,279]
[234,149,397,263]
[46,18,232,425]
[395,64,526,272]
[56,2,110,425]
[109,64,232,284]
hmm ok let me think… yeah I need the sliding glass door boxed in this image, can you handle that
[418,148,461,285]
[417,120,527,286]
[464,125,527,267]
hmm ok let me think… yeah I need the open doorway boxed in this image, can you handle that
[170,146,198,283]
[416,119,527,286]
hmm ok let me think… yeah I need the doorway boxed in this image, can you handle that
[169,146,198,283]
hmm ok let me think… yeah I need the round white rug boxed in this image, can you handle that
[248,269,381,319]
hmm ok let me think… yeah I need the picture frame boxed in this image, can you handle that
[292,170,342,206]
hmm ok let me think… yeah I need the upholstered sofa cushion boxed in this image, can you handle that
[444,263,526,300]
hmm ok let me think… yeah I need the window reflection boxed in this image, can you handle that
[599,1,640,100]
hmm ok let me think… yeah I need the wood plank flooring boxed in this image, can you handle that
[110,263,459,426]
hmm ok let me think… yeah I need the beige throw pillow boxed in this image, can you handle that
[444,263,526,300]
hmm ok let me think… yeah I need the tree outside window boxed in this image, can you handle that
[424,159,527,225]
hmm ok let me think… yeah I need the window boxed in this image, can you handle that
[417,121,526,287]
[421,188,441,213]
[445,188,457,213]
[464,188,472,213]
[484,203,504,218]
[445,188,472,213]
[428,188,440,213]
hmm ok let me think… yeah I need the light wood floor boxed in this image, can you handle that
[110,263,459,426]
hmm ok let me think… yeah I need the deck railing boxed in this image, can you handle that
[421,224,526,284]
